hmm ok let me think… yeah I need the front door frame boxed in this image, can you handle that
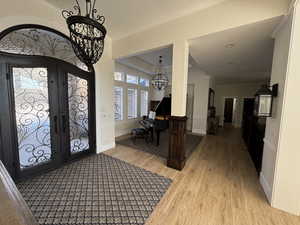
[0,52,96,180]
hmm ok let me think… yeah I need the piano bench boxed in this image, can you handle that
[131,128,151,144]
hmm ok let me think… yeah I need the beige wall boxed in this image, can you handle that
[188,69,211,135]
[114,63,152,137]
[153,68,211,134]
[112,0,289,59]
[260,13,292,204]
[0,0,116,152]
[261,1,300,215]
[215,83,263,127]
[171,40,189,116]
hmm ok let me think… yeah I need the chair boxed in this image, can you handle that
[131,119,154,144]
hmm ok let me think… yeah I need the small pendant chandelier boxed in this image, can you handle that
[151,56,169,91]
[62,0,107,66]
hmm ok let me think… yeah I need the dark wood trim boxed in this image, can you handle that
[0,161,38,225]
[167,116,187,171]
[0,52,96,180]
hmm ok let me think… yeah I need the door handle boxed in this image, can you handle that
[54,116,58,134]
[62,115,67,133]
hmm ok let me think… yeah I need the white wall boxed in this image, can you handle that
[114,62,152,137]
[260,13,292,203]
[112,0,289,59]
[0,0,116,153]
[151,67,211,135]
[272,3,300,214]
[261,2,300,215]
[188,69,211,135]
[215,83,263,127]
[94,38,116,152]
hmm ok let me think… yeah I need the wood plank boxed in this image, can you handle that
[106,127,300,225]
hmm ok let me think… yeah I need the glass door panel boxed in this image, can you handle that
[67,73,89,154]
[12,67,52,169]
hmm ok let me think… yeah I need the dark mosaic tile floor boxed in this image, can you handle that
[17,154,172,225]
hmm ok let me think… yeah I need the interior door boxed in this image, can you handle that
[4,58,61,179]
[57,64,95,161]
[224,98,234,123]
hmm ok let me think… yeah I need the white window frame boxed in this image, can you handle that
[127,88,138,119]
[139,77,150,87]
[114,72,125,82]
[140,90,149,117]
[126,74,139,85]
[114,68,151,122]
[113,86,123,121]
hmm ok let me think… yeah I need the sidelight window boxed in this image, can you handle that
[114,86,123,120]
[128,88,138,119]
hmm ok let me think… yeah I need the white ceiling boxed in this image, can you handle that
[45,0,228,40]
[124,46,199,74]
[123,17,281,84]
[137,47,173,67]
[189,17,282,84]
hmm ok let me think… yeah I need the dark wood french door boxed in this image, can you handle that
[0,53,95,180]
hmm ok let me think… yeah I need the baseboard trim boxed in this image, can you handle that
[260,172,272,203]
[192,128,206,135]
[97,142,116,153]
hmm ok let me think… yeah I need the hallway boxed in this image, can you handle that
[106,128,300,225]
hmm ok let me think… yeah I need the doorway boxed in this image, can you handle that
[242,98,255,141]
[224,98,234,123]
[0,53,96,180]
[186,84,194,131]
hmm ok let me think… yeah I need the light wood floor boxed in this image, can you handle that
[105,127,300,225]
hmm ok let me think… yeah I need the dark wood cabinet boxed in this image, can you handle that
[242,98,265,174]
[242,116,266,174]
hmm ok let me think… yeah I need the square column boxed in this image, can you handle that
[168,40,189,170]
[171,40,189,116]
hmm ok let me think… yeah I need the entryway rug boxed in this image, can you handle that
[17,154,172,225]
[117,131,203,158]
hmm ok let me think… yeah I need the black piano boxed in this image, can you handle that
[153,96,171,146]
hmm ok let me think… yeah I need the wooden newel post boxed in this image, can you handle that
[167,116,187,170]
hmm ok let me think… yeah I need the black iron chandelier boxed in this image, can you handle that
[62,0,107,66]
[151,56,169,91]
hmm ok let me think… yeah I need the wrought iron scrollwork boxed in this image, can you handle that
[13,67,52,169]
[68,74,89,154]
[0,28,88,71]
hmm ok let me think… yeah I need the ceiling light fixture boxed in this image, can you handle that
[62,0,107,67]
[225,43,235,48]
[151,56,169,91]
[254,84,278,117]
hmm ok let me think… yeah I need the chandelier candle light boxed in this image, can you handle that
[62,0,107,67]
[151,56,169,91]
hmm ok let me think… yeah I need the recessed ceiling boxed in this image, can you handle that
[137,47,173,67]
[126,46,199,73]
[44,0,228,40]
[189,17,282,84]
